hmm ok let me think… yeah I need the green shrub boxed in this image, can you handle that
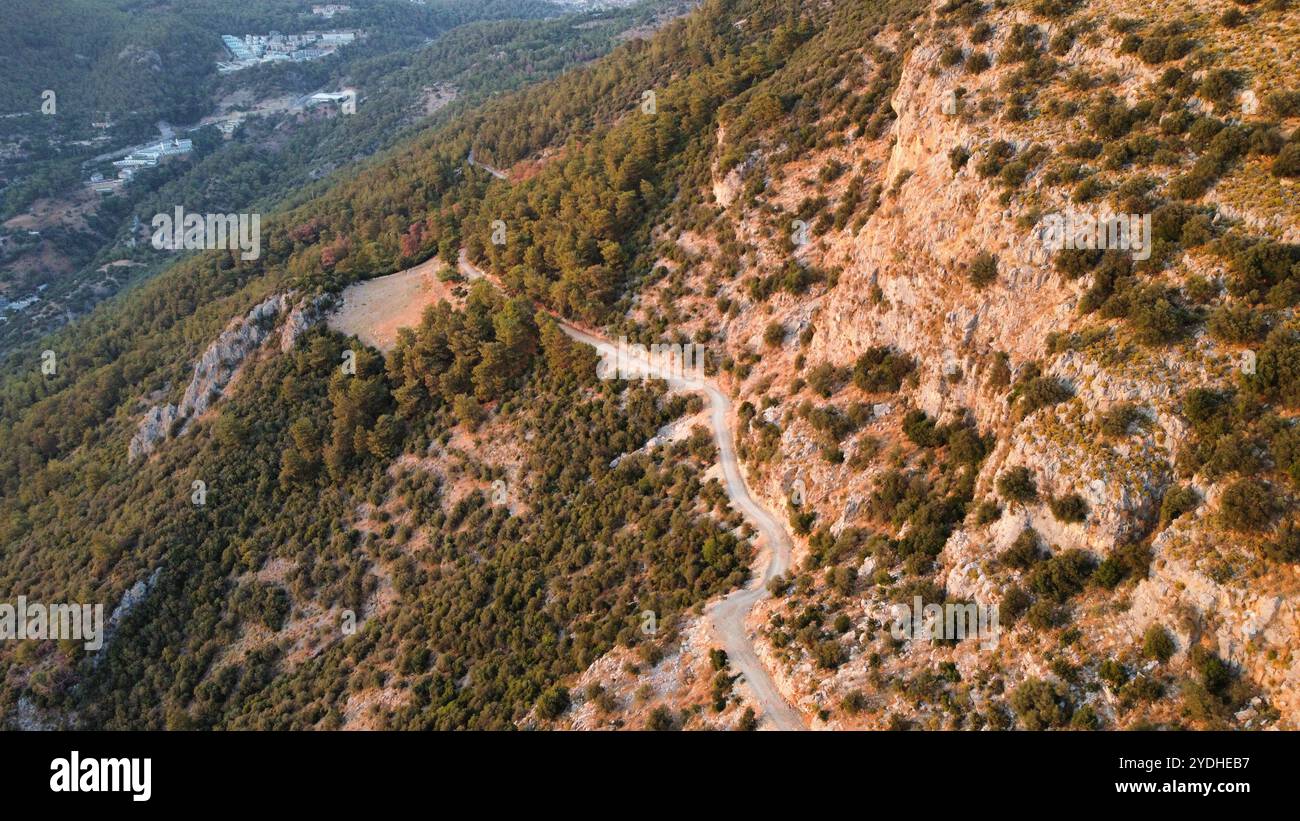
[1136,32,1195,65]
[998,467,1038,503]
[1158,484,1200,528]
[975,140,1015,179]
[1099,658,1129,688]
[1070,704,1100,729]
[1126,285,1198,345]
[988,351,1012,388]
[806,362,847,397]
[947,424,991,465]
[1189,115,1227,149]
[1011,678,1073,729]
[902,409,941,447]
[1264,521,1300,562]
[1150,201,1200,243]
[1001,585,1031,623]
[1190,646,1232,695]
[646,706,677,731]
[1262,90,1300,118]
[536,686,570,720]
[1053,248,1101,279]
[1143,624,1175,663]
[1249,126,1285,157]
[1094,542,1152,588]
[1227,240,1299,300]
[1026,600,1064,631]
[1219,7,1247,26]
[1086,94,1135,140]
[453,394,486,431]
[852,346,915,393]
[1119,675,1166,706]
[1049,27,1076,55]
[1201,432,1269,480]
[814,640,846,669]
[1002,527,1044,569]
[1270,425,1300,482]
[840,690,868,715]
[974,499,1002,525]
[1063,138,1102,159]
[1071,176,1105,203]
[735,707,758,730]
[767,573,792,597]
[1273,144,1300,178]
[1099,402,1144,437]
[1160,108,1194,135]
[1027,548,1094,601]
[1049,493,1089,523]
[1182,387,1231,436]
[969,251,998,287]
[1207,304,1270,343]
[1014,373,1074,417]
[1032,0,1081,21]
[1218,477,1280,531]
[1185,274,1219,304]
[789,504,817,536]
[998,158,1030,187]
[1197,69,1241,112]
[949,145,971,172]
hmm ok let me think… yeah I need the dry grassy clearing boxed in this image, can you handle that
[326,256,455,351]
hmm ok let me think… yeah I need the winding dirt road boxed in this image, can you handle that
[467,149,508,181]
[459,252,805,730]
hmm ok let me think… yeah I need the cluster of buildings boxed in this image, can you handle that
[307,90,356,111]
[113,138,193,171]
[88,138,193,193]
[311,4,352,17]
[0,288,42,317]
[218,31,358,73]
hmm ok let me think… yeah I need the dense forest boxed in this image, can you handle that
[56,302,745,728]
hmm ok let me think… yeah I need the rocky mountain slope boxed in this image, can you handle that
[590,0,1300,729]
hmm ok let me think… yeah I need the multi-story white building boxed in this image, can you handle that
[111,139,193,174]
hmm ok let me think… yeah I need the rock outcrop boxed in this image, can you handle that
[129,293,324,460]
[95,567,164,664]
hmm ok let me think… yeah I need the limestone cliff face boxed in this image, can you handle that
[812,39,1077,406]
[128,293,327,460]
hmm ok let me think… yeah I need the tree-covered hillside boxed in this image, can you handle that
[0,0,825,729]
[0,0,561,118]
[0,1,661,355]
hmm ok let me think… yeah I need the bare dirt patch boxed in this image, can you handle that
[326,256,457,351]
[420,83,458,116]
[97,258,147,274]
[3,187,98,233]
[203,90,303,124]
